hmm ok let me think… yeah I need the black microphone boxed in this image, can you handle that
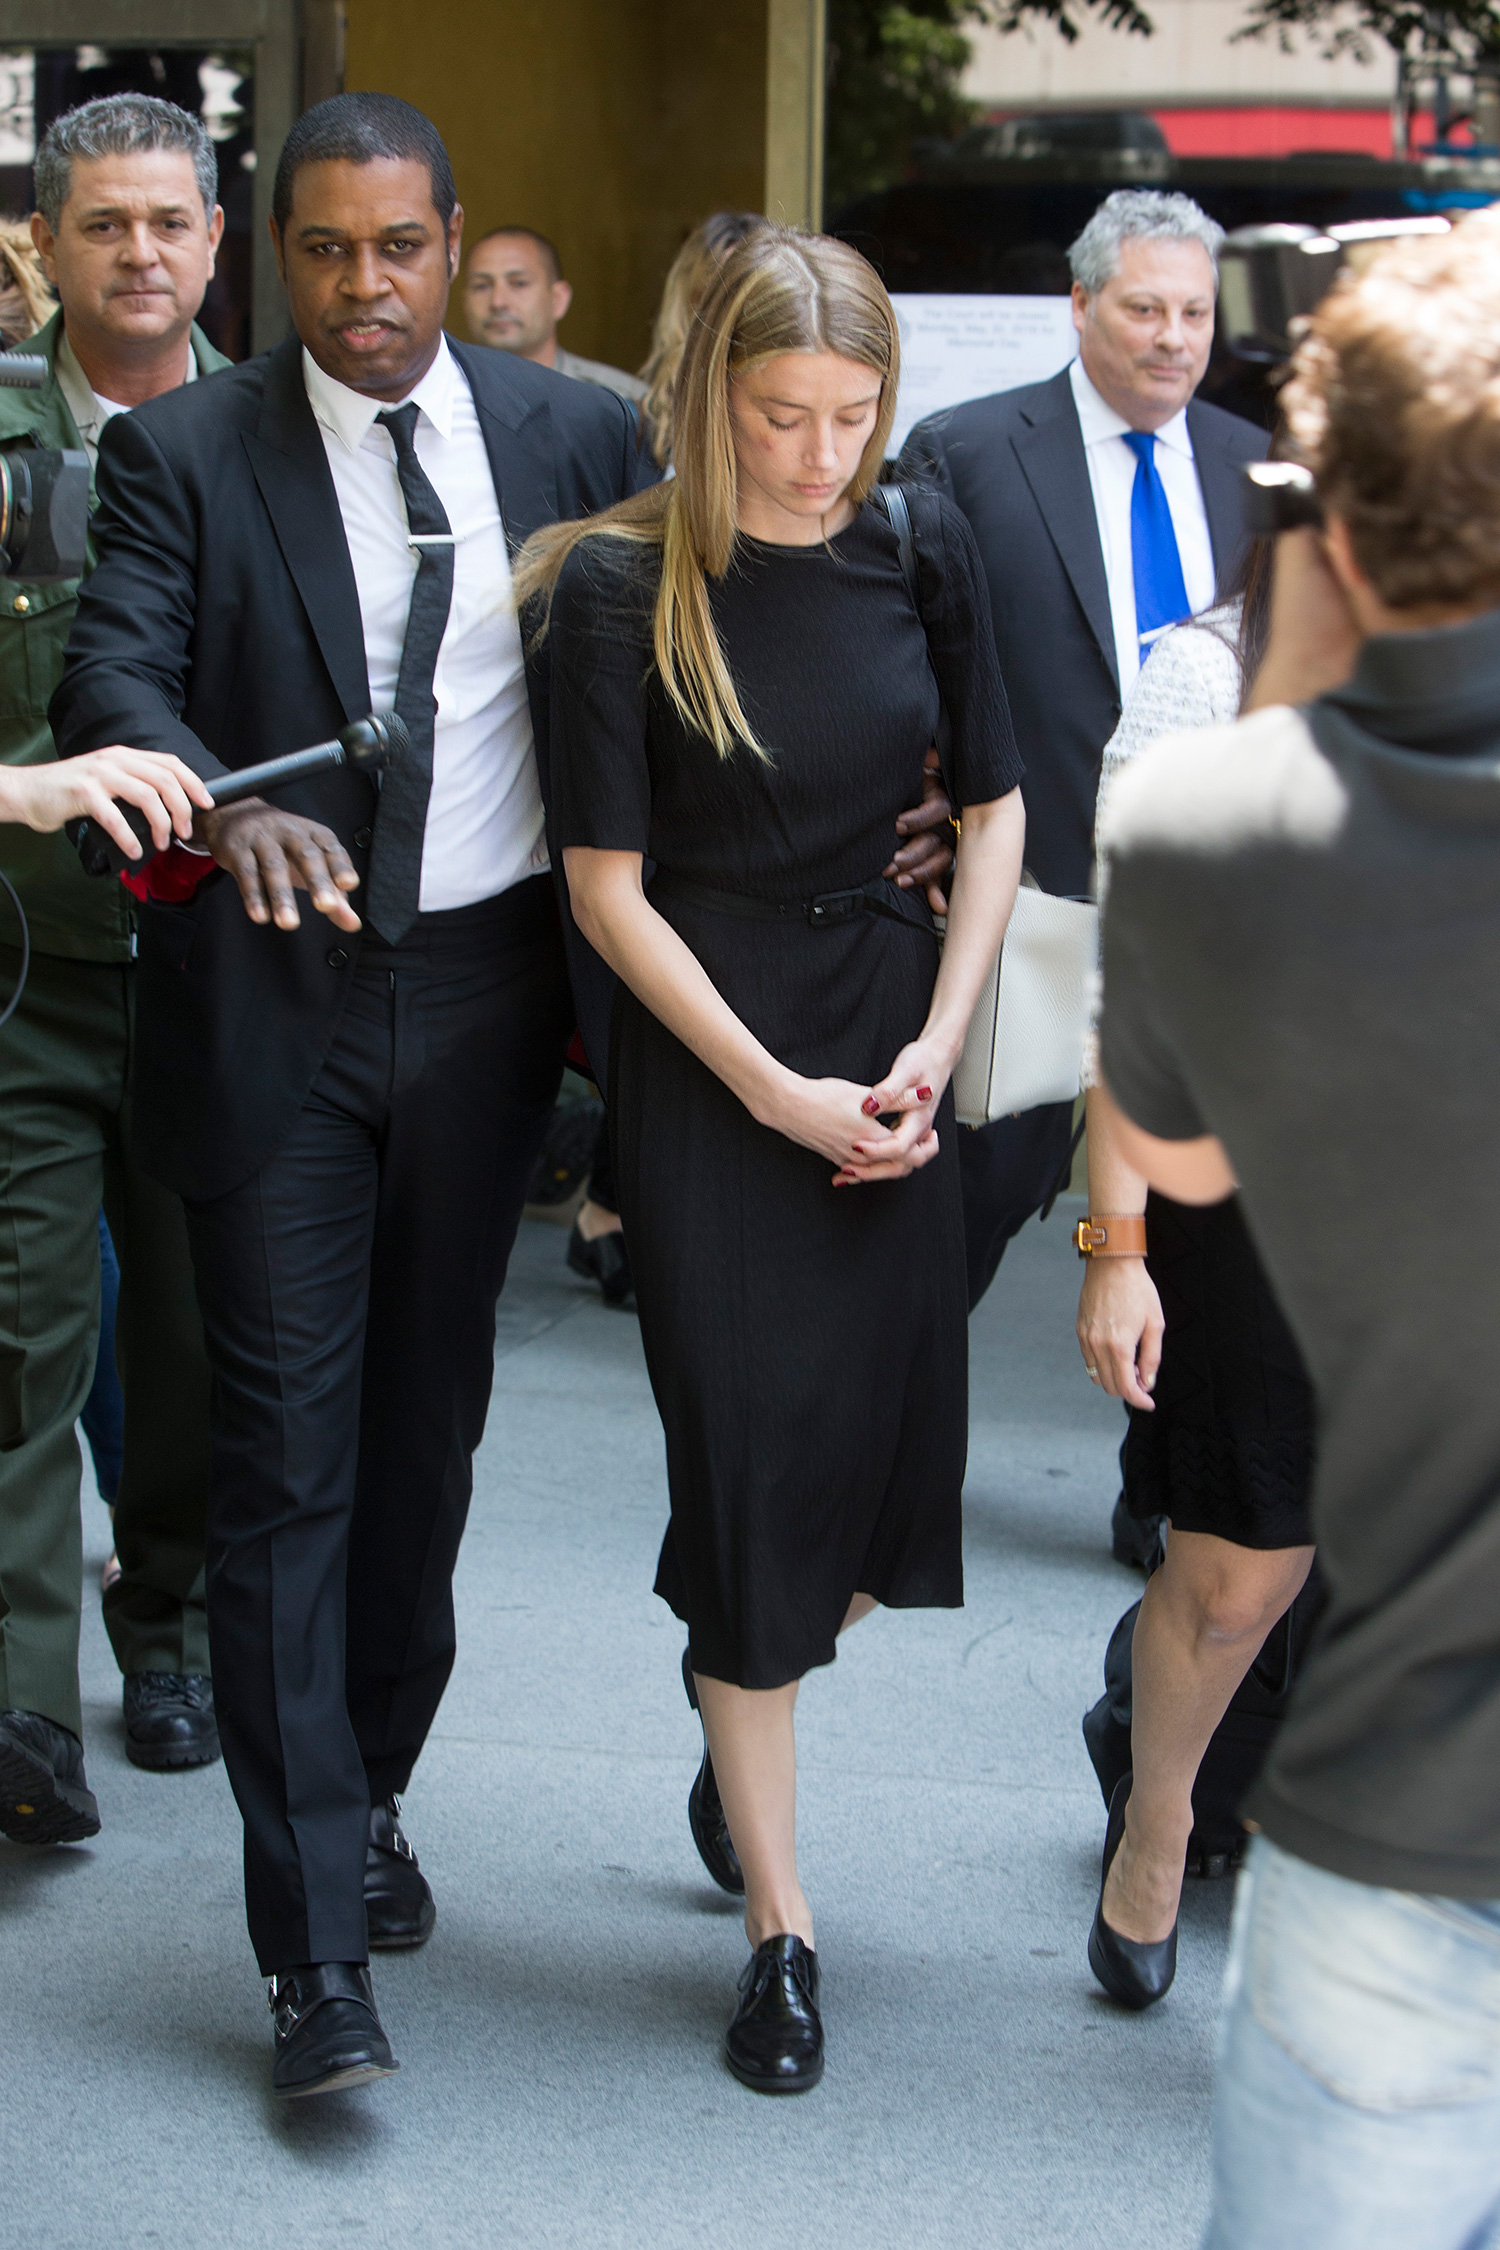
[68,712,408,879]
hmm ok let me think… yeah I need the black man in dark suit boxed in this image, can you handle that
[52,93,643,2098]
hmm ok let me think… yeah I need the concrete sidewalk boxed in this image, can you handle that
[0,1198,1226,2250]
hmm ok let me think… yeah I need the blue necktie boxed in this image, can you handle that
[1124,429,1189,667]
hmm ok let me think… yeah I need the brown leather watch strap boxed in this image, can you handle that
[1074,1215,1148,1259]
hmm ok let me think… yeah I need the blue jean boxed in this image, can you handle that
[1205,1836,1500,2249]
[80,1210,123,1507]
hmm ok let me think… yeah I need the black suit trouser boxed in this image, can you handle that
[184,879,572,1974]
[959,1101,1077,1313]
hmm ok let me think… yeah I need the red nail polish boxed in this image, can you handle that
[916,1085,933,1101]
[861,1096,880,1116]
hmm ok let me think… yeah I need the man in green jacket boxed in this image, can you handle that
[0,92,227,1842]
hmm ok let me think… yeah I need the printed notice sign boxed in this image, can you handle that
[889,295,1078,455]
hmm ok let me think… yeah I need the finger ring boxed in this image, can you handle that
[1085,1365,1099,1379]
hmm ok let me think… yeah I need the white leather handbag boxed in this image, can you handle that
[949,876,1098,1125]
[874,482,1097,1124]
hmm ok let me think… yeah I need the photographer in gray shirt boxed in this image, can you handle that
[1098,214,1500,2248]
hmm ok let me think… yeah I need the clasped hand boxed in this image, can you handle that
[771,1035,956,1187]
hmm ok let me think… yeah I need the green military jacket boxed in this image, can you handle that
[0,311,230,961]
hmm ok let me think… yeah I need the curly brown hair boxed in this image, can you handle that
[1281,211,1500,613]
[0,219,56,343]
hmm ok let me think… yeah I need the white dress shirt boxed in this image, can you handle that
[56,328,196,472]
[303,338,547,914]
[1068,355,1216,699]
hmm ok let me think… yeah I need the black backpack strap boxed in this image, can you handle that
[874,481,955,802]
[875,480,920,606]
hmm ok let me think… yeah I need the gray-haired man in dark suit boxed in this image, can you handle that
[899,188,1267,1308]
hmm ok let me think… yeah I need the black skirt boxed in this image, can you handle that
[1121,1191,1315,1551]
[610,887,968,1692]
[546,499,1022,1692]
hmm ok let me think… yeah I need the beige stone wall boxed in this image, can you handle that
[344,0,773,375]
[766,0,826,225]
[964,0,1390,111]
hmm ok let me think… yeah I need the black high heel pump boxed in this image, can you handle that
[1087,1773,1177,2009]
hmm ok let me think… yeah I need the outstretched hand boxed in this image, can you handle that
[0,747,213,853]
[199,799,361,932]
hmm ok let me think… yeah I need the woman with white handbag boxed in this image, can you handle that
[1075,530,1356,2009]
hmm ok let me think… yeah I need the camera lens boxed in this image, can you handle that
[0,451,15,576]
[0,447,87,583]
[1243,461,1323,535]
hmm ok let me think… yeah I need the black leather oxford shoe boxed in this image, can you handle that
[726,1934,824,2093]
[365,1797,436,1950]
[566,1219,635,1306]
[1087,1773,1178,2010]
[122,1674,221,1771]
[269,1963,399,2098]
[681,1647,744,1896]
[0,1709,101,1844]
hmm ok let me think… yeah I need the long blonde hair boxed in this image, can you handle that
[638,211,764,469]
[514,225,901,760]
[0,219,56,342]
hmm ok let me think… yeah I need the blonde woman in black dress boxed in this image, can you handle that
[517,227,1024,2092]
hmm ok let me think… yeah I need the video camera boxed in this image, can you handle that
[1218,216,1456,366]
[1221,217,1478,539]
[0,354,90,583]
[1242,460,1322,537]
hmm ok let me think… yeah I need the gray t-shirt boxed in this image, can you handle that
[1099,607,1500,1898]
[554,346,647,404]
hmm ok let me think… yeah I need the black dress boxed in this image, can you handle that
[549,492,1023,1689]
[1121,1192,1315,1551]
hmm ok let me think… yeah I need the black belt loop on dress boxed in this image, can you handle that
[651,870,938,938]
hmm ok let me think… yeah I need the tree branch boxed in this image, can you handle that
[987,0,1156,43]
[1233,3,1500,63]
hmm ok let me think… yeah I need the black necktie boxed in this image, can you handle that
[365,402,455,944]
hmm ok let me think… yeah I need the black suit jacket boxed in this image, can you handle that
[50,332,640,1202]
[897,367,1267,898]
